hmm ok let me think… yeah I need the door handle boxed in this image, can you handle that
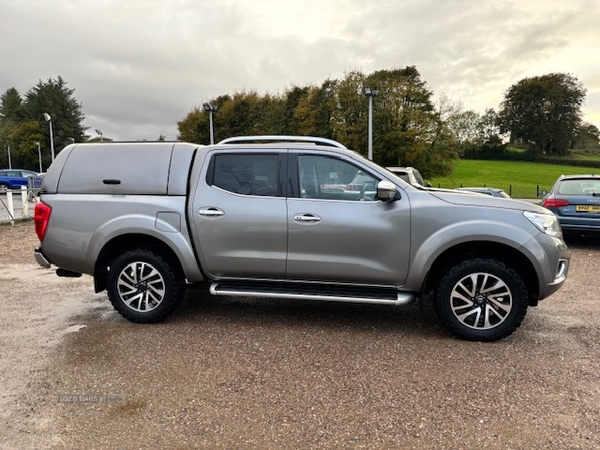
[199,207,224,217]
[294,214,321,223]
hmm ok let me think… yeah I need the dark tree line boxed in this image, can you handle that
[178,67,458,178]
[179,68,596,178]
[0,77,87,171]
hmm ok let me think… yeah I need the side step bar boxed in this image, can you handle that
[209,281,415,306]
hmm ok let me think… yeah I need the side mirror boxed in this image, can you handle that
[377,180,398,202]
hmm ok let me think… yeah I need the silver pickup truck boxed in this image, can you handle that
[34,136,570,341]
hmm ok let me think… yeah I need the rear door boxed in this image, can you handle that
[286,152,411,285]
[189,150,288,278]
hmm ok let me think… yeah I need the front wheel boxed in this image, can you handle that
[107,249,185,323]
[435,258,529,342]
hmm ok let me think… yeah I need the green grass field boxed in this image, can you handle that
[429,159,600,198]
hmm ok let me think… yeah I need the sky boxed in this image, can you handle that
[1,0,599,143]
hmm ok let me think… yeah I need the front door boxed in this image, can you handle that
[286,154,411,285]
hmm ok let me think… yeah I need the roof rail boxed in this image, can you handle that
[217,135,347,149]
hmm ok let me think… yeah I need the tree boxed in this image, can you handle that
[294,79,336,139]
[177,106,208,144]
[478,109,501,143]
[330,70,366,152]
[24,76,87,154]
[497,73,586,156]
[572,122,600,149]
[177,92,285,144]
[446,109,480,145]
[363,67,455,176]
[9,121,45,170]
[0,87,24,122]
[217,91,278,138]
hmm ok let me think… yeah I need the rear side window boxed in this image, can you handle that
[208,154,280,197]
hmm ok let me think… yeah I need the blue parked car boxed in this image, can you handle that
[542,174,600,237]
[0,169,43,193]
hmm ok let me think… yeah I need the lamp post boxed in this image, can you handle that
[35,142,42,173]
[95,129,103,142]
[43,113,55,161]
[202,103,218,144]
[6,144,11,169]
[362,86,378,161]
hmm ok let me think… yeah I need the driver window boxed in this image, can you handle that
[298,155,378,201]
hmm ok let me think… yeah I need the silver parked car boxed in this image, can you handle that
[457,187,511,198]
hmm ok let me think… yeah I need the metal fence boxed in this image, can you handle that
[0,186,38,224]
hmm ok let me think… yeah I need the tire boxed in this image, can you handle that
[107,249,185,323]
[435,258,529,342]
[0,184,8,193]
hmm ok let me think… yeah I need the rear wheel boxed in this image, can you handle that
[435,258,529,341]
[107,249,185,323]
[0,183,8,193]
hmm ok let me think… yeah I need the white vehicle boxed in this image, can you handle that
[386,166,429,187]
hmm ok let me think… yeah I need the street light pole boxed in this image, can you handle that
[362,86,378,161]
[43,113,55,161]
[95,129,103,142]
[7,144,11,169]
[35,142,42,173]
[202,103,218,144]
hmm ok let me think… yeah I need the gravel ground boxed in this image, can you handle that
[1,220,599,449]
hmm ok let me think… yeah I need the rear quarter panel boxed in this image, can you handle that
[40,195,204,282]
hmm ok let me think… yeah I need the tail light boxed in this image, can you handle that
[542,198,570,208]
[34,202,52,241]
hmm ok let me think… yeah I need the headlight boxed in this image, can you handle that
[523,211,562,238]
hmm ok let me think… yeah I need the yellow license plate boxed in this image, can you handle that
[576,204,600,213]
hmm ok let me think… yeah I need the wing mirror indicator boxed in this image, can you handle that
[377,180,398,201]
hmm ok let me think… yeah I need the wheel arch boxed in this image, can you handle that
[94,233,185,293]
[422,241,540,306]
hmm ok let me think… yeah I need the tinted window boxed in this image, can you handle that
[298,155,378,201]
[210,154,279,197]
